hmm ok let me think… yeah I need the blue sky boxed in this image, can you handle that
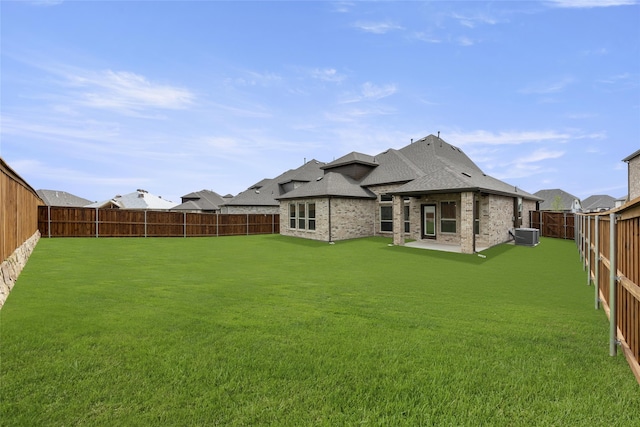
[1,0,638,203]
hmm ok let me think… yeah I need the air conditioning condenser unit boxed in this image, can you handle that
[514,228,539,246]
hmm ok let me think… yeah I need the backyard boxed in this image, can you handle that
[1,235,638,425]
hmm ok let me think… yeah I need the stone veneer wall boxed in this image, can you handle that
[522,199,537,228]
[409,193,463,245]
[280,197,376,242]
[0,231,40,308]
[629,155,640,201]
[222,205,279,214]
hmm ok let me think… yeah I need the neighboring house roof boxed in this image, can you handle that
[277,171,377,200]
[534,189,581,211]
[86,189,177,210]
[172,190,226,211]
[226,160,325,207]
[36,189,92,207]
[581,194,616,212]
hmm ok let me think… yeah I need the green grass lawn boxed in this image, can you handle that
[1,235,638,425]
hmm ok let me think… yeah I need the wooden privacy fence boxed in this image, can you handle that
[576,198,640,384]
[39,206,279,238]
[529,211,575,239]
[1,158,42,262]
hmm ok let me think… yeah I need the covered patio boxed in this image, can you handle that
[404,239,490,254]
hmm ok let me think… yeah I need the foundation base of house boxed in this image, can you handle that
[0,231,40,309]
[404,240,489,254]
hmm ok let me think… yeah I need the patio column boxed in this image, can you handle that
[393,195,405,246]
[460,191,474,254]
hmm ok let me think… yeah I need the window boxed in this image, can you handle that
[440,201,456,233]
[298,203,306,229]
[289,203,296,229]
[474,199,480,235]
[380,194,393,202]
[380,206,393,231]
[404,204,410,233]
[289,202,315,231]
[308,203,316,231]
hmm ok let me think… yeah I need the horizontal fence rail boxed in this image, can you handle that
[576,198,640,384]
[529,211,575,239]
[38,206,279,238]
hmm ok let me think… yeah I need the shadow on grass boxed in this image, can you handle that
[266,234,521,266]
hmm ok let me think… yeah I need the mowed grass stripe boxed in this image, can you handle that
[1,236,638,425]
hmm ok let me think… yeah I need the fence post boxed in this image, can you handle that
[184,212,187,238]
[216,212,219,237]
[47,205,51,238]
[609,212,617,357]
[594,216,600,310]
[246,213,249,235]
[587,216,591,284]
[95,207,99,238]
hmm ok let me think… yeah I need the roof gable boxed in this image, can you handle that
[86,189,177,210]
[534,189,581,210]
[226,160,325,206]
[277,171,377,200]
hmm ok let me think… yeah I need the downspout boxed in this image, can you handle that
[473,191,478,253]
[328,196,332,243]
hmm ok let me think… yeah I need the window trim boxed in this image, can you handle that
[440,200,457,234]
[288,201,316,232]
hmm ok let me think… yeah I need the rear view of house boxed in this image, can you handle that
[278,135,540,254]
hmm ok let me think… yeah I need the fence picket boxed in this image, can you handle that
[38,206,279,238]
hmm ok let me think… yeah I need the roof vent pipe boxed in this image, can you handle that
[437,131,440,138]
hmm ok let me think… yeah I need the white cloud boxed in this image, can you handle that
[447,129,573,146]
[309,68,346,83]
[412,32,442,44]
[65,69,195,113]
[457,36,476,47]
[352,21,404,34]
[547,0,637,8]
[224,70,282,87]
[519,77,574,95]
[513,148,565,164]
[339,82,397,104]
[361,82,397,100]
[451,12,499,28]
[331,1,355,13]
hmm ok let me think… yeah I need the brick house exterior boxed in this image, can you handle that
[623,149,640,202]
[278,135,541,254]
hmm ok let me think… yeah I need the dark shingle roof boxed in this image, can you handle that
[387,136,540,200]
[321,151,378,169]
[359,148,423,186]
[582,194,616,211]
[173,190,226,211]
[534,189,580,211]
[277,172,377,200]
[226,160,326,206]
